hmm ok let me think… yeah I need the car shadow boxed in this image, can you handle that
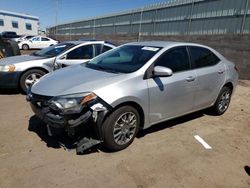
[0,88,21,95]
[28,115,99,154]
[28,109,210,154]
[137,110,205,138]
[244,166,250,176]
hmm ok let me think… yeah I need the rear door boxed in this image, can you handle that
[188,46,225,109]
[41,37,52,48]
[147,46,197,123]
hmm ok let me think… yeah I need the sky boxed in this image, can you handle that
[0,0,166,30]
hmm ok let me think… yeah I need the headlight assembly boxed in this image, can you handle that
[0,65,16,72]
[49,92,97,114]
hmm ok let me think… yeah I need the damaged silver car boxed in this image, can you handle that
[27,41,238,153]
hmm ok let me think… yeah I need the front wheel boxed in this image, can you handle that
[20,69,46,93]
[102,106,140,151]
[22,44,29,50]
[211,86,232,115]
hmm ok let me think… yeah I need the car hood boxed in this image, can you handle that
[31,65,126,96]
[0,55,46,65]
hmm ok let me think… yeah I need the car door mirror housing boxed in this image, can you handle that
[60,54,67,60]
[153,66,173,77]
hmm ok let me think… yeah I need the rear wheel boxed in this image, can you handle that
[20,69,46,93]
[211,86,232,115]
[102,106,140,151]
[22,44,29,50]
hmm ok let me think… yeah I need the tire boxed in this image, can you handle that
[211,86,232,115]
[20,69,46,93]
[102,106,140,151]
[22,44,29,50]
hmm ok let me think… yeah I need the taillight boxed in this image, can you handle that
[234,65,239,72]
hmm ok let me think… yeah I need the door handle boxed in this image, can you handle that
[186,76,195,82]
[218,69,225,74]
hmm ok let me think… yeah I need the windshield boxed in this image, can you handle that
[32,43,75,58]
[85,45,161,73]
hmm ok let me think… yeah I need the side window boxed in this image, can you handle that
[41,37,50,41]
[94,44,102,56]
[26,23,32,30]
[102,45,112,53]
[67,45,94,60]
[12,21,18,28]
[155,47,190,73]
[32,37,40,41]
[189,46,220,68]
[0,19,4,26]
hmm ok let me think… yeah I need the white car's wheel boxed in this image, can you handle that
[22,44,29,50]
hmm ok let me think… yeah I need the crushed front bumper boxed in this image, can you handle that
[27,92,111,153]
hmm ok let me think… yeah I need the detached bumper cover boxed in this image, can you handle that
[0,71,21,88]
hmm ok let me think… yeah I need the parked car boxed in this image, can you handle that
[54,40,115,69]
[18,36,58,50]
[0,31,21,41]
[0,40,115,92]
[27,41,239,153]
[0,36,21,59]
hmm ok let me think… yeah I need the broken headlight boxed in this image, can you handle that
[49,92,97,114]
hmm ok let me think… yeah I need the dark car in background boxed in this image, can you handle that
[0,36,20,59]
[0,31,20,41]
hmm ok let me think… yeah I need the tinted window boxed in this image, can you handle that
[94,44,102,56]
[0,19,4,26]
[32,37,40,41]
[32,43,75,58]
[67,45,93,59]
[41,37,50,41]
[102,45,112,53]
[12,21,18,28]
[155,47,190,73]
[26,23,32,30]
[189,46,220,68]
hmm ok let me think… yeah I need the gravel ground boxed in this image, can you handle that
[0,80,250,188]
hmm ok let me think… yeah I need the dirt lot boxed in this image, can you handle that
[0,81,250,188]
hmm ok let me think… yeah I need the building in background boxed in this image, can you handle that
[0,10,39,35]
[47,0,250,38]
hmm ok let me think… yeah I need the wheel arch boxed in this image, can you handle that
[22,43,29,49]
[223,82,234,92]
[18,67,49,87]
[111,101,145,130]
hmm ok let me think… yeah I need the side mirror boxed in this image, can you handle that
[29,39,32,42]
[59,54,67,60]
[153,66,173,77]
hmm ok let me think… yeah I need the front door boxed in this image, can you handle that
[188,46,226,109]
[147,46,197,124]
[56,44,94,67]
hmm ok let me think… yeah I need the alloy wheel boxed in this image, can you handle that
[113,112,137,145]
[24,73,43,89]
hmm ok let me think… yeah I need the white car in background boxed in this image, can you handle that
[18,36,58,50]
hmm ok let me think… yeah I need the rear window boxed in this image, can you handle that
[189,46,220,68]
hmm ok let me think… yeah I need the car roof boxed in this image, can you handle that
[63,40,115,46]
[126,41,208,48]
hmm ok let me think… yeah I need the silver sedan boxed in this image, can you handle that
[28,41,238,153]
